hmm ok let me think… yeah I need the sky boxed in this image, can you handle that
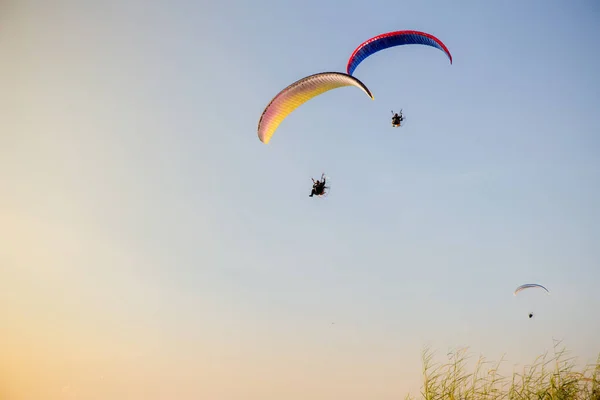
[1,0,599,399]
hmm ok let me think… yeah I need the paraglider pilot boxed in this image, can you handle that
[310,174,327,197]
[392,110,404,127]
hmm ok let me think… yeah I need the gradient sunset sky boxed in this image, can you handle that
[1,0,599,399]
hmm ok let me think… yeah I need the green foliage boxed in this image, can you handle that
[405,341,600,400]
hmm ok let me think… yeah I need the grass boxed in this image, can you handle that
[405,340,600,400]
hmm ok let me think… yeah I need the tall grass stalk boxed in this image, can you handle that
[405,341,600,400]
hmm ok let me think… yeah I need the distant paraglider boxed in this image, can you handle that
[514,284,549,320]
[257,72,374,144]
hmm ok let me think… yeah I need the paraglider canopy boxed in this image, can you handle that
[346,30,453,76]
[513,284,550,296]
[257,72,374,144]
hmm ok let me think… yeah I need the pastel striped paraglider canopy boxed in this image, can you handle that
[257,72,374,144]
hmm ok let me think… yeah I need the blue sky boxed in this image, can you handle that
[1,0,599,399]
